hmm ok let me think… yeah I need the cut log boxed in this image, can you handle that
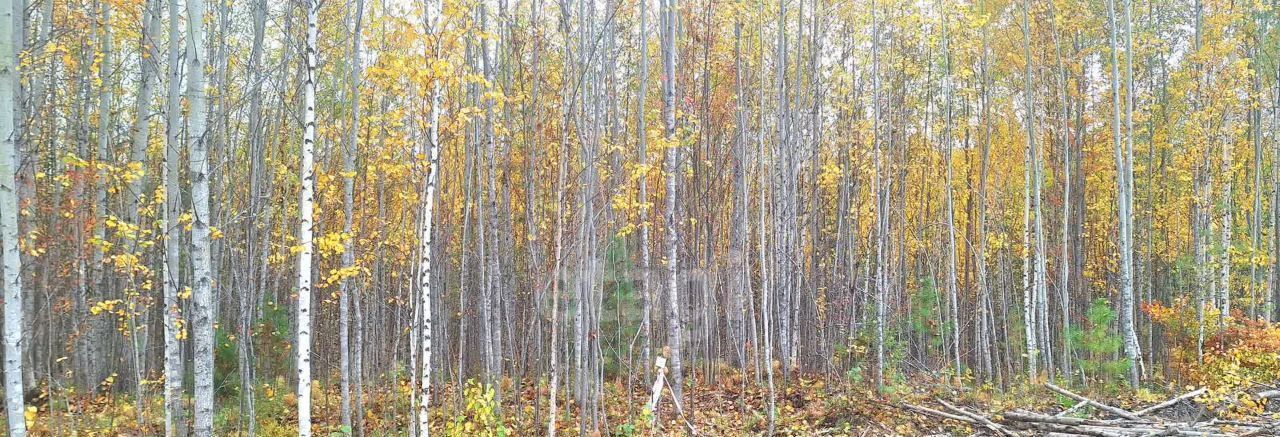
[1005,410,1130,427]
[1046,383,1146,421]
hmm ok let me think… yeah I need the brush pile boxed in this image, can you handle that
[904,383,1280,436]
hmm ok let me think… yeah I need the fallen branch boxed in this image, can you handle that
[1046,383,1145,421]
[1255,389,1280,399]
[1134,387,1206,416]
[1055,399,1090,418]
[1240,422,1279,437]
[936,399,1016,437]
[900,402,976,424]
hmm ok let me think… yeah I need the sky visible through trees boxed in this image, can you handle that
[1,0,1280,434]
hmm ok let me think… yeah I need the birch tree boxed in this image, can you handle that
[12,0,1280,433]
[339,0,365,428]
[414,0,444,431]
[940,8,961,378]
[974,6,996,384]
[296,0,320,431]
[1050,0,1073,378]
[658,0,683,405]
[162,0,185,431]
[238,0,268,431]
[124,0,160,418]
[1121,0,1142,385]
[185,0,216,427]
[0,0,27,430]
[1020,0,1041,381]
[1107,0,1142,388]
[729,0,749,370]
[871,0,887,391]
[636,0,652,381]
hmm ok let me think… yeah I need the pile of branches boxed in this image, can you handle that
[903,383,1280,436]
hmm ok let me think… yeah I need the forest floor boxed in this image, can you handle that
[10,366,1208,435]
[15,369,1233,436]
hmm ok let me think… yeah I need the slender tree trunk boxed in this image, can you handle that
[940,10,961,379]
[0,0,27,430]
[296,0,319,431]
[339,0,364,428]
[162,0,186,430]
[975,11,995,385]
[871,0,888,392]
[1250,39,1262,321]
[1272,30,1280,324]
[547,31,571,432]
[730,7,748,371]
[546,3,578,432]
[1020,0,1040,382]
[660,0,684,404]
[1108,0,1142,387]
[414,0,442,432]
[185,0,216,427]
[125,0,159,418]
[1050,0,1073,379]
[774,0,793,378]
[636,0,652,383]
[755,2,775,426]
[1219,110,1233,325]
[1192,0,1208,362]
[1122,0,1143,383]
[90,0,112,389]
[480,0,502,389]
[524,0,545,398]
[352,282,365,436]
[239,0,267,432]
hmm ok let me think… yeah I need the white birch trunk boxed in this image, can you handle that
[185,0,215,429]
[1020,0,1040,381]
[162,0,185,431]
[296,0,319,432]
[1121,0,1142,384]
[940,11,961,378]
[1050,2,1073,378]
[415,0,443,432]
[239,0,267,432]
[125,0,160,423]
[0,0,26,430]
[339,0,365,428]
[871,0,887,391]
[636,0,652,382]
[660,0,684,404]
[1108,0,1142,387]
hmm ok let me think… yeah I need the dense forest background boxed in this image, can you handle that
[0,0,1279,433]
